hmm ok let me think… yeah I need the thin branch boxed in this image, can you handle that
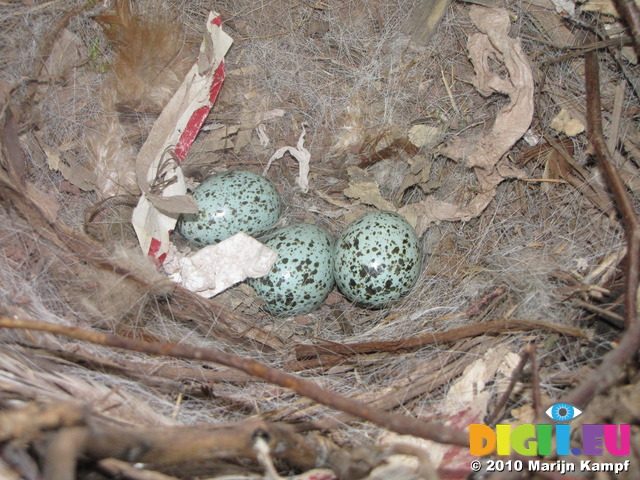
[0,316,469,447]
[529,344,542,420]
[0,402,86,443]
[615,0,640,54]
[295,318,588,361]
[584,48,640,331]
[486,348,530,426]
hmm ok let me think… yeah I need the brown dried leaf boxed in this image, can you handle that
[1,109,27,186]
[343,166,396,211]
[400,7,532,235]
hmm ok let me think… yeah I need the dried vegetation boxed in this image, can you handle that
[1,0,640,478]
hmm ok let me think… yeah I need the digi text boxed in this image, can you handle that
[469,459,631,474]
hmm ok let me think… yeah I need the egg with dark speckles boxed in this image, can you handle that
[334,211,422,308]
[178,170,282,247]
[249,224,335,316]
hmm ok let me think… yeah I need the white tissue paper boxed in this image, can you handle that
[164,233,277,298]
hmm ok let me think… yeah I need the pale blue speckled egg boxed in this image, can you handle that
[334,211,422,308]
[178,170,282,247]
[249,224,335,316]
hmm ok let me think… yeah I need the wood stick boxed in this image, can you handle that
[295,317,588,360]
[584,48,640,332]
[0,402,86,443]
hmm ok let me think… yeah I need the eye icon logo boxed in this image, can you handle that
[545,403,582,422]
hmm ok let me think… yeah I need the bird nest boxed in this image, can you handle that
[1,0,639,479]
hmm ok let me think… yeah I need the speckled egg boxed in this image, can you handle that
[177,170,282,247]
[249,224,335,316]
[334,211,422,308]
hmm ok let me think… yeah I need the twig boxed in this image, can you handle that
[584,48,640,331]
[83,194,138,241]
[571,298,625,326]
[98,459,179,480]
[295,318,588,360]
[36,417,374,480]
[606,81,626,154]
[0,402,86,443]
[529,344,542,420]
[614,0,640,54]
[463,286,506,317]
[0,316,469,447]
[42,427,88,480]
[486,348,530,426]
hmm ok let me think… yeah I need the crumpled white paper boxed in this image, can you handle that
[263,124,311,192]
[164,233,278,297]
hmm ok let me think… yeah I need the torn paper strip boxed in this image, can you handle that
[164,233,278,297]
[132,13,233,265]
[255,108,286,148]
[263,124,311,192]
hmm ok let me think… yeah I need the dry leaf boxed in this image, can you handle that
[198,124,241,151]
[1,109,27,186]
[254,108,286,147]
[550,108,585,136]
[344,166,396,211]
[39,137,95,192]
[622,46,638,64]
[400,7,532,236]
[550,0,576,14]
[579,0,620,16]
[234,107,255,153]
[376,346,519,480]
[398,155,434,195]
[33,29,85,105]
[408,124,442,149]
[43,29,84,75]
[446,346,520,410]
[332,96,367,154]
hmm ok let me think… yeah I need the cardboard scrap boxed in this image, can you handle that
[400,6,533,236]
[132,13,233,264]
[163,233,277,298]
[263,124,311,192]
